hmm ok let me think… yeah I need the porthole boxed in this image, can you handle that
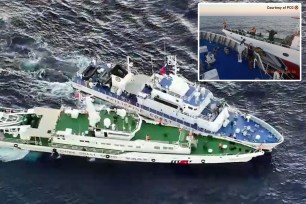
[283,53,289,57]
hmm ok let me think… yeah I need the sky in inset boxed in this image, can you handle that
[199,3,301,16]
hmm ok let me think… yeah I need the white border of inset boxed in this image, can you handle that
[197,2,302,82]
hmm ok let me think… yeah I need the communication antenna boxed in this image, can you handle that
[164,41,166,64]
[167,55,178,75]
[127,56,133,73]
[151,56,154,75]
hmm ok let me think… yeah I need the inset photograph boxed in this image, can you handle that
[198,3,301,81]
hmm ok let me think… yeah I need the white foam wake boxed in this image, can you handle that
[0,147,29,162]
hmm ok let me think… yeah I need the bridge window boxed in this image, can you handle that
[153,97,178,109]
[154,146,160,150]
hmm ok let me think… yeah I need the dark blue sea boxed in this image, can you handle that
[0,1,305,203]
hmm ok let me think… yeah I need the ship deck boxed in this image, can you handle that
[55,110,138,135]
[199,39,270,80]
[20,108,61,138]
[216,112,277,143]
[133,122,255,155]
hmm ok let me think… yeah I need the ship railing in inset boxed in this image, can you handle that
[224,28,297,50]
[253,52,267,73]
[200,31,237,50]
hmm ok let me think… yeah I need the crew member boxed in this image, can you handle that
[266,30,277,42]
[223,21,227,29]
[250,27,256,36]
[247,44,255,69]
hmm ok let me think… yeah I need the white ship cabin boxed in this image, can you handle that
[149,73,213,117]
[0,112,21,126]
[108,70,213,117]
[0,107,62,141]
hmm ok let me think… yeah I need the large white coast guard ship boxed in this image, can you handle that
[0,98,264,164]
[71,56,284,151]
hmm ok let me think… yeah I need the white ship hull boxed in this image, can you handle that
[0,141,264,164]
[222,29,300,66]
[71,82,282,151]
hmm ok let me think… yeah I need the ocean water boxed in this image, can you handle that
[0,0,305,203]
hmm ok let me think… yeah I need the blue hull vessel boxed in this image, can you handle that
[71,56,284,151]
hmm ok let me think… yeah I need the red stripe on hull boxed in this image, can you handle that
[281,60,300,79]
[178,160,189,165]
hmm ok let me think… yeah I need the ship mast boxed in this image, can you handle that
[167,55,179,75]
[127,56,130,73]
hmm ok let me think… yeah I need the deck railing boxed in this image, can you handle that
[249,115,283,143]
[224,28,297,50]
[1,137,123,155]
[0,107,27,114]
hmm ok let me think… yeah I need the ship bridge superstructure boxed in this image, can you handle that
[149,73,213,117]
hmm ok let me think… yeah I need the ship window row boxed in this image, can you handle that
[0,128,20,133]
[73,139,175,151]
[186,106,197,111]
[154,97,178,109]
[164,147,174,150]
[108,133,129,137]
[114,144,125,147]
[156,146,174,150]
[79,140,90,143]
[95,130,129,137]
[56,139,176,151]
